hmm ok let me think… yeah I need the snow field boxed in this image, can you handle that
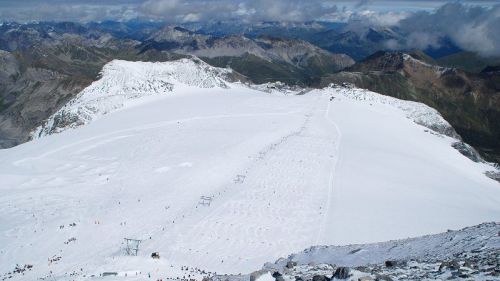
[1,59,499,281]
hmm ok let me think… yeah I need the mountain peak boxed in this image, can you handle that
[31,58,237,138]
[148,25,208,43]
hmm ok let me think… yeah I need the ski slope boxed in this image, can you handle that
[1,59,499,281]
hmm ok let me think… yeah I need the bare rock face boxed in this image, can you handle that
[0,63,92,148]
[452,142,484,163]
[332,267,350,279]
[0,50,20,80]
[0,51,21,146]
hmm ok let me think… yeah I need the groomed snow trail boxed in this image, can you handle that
[1,60,499,281]
[161,93,340,272]
[1,86,344,280]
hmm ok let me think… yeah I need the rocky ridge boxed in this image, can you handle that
[210,223,500,281]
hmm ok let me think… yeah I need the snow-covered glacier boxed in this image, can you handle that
[31,58,233,138]
[1,58,499,281]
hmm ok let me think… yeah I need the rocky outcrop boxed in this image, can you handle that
[451,142,484,163]
[333,267,350,279]
[209,223,500,281]
[0,59,93,147]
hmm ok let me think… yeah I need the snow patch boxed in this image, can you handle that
[256,272,275,281]
[403,53,453,76]
[154,166,171,173]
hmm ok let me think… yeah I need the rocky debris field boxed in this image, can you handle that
[254,248,500,281]
[210,223,500,281]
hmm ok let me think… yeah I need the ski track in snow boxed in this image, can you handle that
[15,111,300,167]
[160,94,340,272]
[1,60,499,281]
[316,96,342,244]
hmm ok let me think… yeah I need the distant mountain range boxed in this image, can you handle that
[140,25,354,84]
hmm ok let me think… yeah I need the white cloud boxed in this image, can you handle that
[356,10,409,26]
[139,0,339,23]
[0,3,138,22]
[394,3,500,56]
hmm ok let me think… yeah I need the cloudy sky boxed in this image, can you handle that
[0,0,497,23]
[0,0,498,56]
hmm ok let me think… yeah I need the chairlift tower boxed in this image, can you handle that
[124,238,142,256]
[198,196,213,206]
